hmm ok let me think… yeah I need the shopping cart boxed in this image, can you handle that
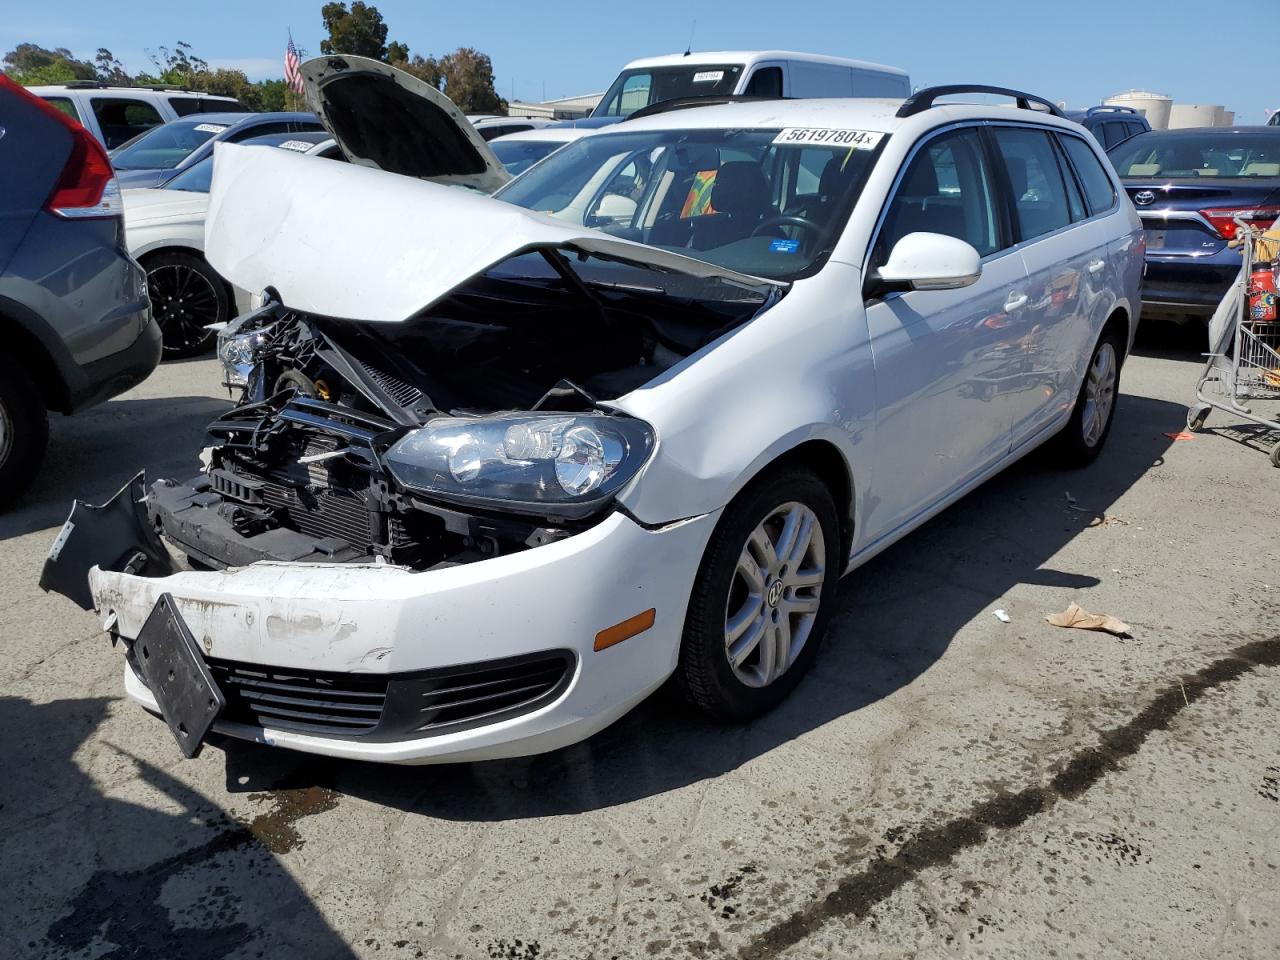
[1186,219,1280,467]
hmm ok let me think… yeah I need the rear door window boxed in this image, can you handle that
[1059,134,1117,216]
[990,127,1072,241]
[90,97,164,149]
[226,122,291,143]
[42,96,80,122]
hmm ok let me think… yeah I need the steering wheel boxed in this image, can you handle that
[751,214,824,239]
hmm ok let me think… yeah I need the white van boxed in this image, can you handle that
[591,51,911,119]
[25,82,247,149]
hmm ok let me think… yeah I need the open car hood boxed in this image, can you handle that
[301,55,509,194]
[204,142,783,324]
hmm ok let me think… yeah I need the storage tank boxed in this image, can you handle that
[1169,103,1226,128]
[1217,109,1235,127]
[1105,90,1173,129]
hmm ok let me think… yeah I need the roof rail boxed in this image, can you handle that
[62,80,106,89]
[626,94,787,121]
[1085,104,1139,117]
[897,84,1064,118]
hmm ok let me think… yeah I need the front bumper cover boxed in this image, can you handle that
[80,496,718,763]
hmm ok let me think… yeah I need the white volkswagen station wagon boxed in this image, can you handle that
[44,61,1142,764]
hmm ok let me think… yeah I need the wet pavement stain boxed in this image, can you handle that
[246,782,339,853]
[737,636,1280,960]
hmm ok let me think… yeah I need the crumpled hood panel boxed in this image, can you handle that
[204,143,782,324]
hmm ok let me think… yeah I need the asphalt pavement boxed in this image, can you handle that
[2,320,1278,960]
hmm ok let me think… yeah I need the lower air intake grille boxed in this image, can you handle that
[199,650,575,741]
[208,659,388,735]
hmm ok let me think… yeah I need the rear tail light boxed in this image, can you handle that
[0,74,121,219]
[1200,206,1280,241]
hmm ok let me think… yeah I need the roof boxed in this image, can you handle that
[591,95,1083,138]
[25,83,239,97]
[170,111,317,126]
[490,126,592,145]
[620,50,908,77]
[1126,126,1280,136]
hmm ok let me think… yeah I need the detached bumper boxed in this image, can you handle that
[92,508,718,763]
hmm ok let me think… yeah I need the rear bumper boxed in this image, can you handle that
[92,508,719,764]
[1142,253,1240,318]
[67,308,162,411]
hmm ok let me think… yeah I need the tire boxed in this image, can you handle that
[144,251,229,359]
[0,353,50,509]
[676,466,841,721]
[1050,328,1124,468]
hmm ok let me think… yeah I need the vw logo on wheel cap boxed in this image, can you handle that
[766,579,784,608]
[1134,190,1156,206]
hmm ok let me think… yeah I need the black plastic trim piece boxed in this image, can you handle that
[896,85,1065,119]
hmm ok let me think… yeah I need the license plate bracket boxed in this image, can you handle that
[132,593,225,758]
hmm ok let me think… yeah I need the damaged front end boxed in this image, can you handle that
[45,241,777,614]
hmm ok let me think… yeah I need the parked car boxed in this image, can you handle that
[0,77,160,507]
[1064,105,1150,149]
[123,131,336,357]
[469,115,556,141]
[26,81,247,149]
[489,126,593,175]
[43,70,1142,765]
[591,50,911,120]
[109,112,324,189]
[1109,126,1280,320]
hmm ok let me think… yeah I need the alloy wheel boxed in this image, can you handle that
[724,501,826,688]
[1081,342,1117,448]
[148,263,221,353]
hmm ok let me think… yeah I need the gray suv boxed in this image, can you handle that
[0,76,161,507]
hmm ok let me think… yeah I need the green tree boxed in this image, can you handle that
[319,1,389,59]
[93,48,132,86]
[437,47,505,113]
[254,78,290,112]
[3,42,96,83]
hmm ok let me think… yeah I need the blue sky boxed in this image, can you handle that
[3,0,1272,122]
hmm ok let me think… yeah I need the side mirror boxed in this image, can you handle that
[876,232,983,291]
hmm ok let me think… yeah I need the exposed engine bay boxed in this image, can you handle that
[152,250,778,572]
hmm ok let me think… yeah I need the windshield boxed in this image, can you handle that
[110,118,229,170]
[164,155,214,192]
[594,64,743,118]
[490,138,566,176]
[1110,131,1280,179]
[494,126,886,280]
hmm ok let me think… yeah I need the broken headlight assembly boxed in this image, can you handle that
[384,414,654,519]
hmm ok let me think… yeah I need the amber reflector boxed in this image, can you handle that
[594,608,656,652]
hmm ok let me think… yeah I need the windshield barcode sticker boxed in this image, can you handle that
[772,128,884,149]
[692,70,724,83]
[277,140,314,152]
[193,123,228,134]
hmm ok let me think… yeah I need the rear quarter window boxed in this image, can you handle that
[41,96,80,122]
[1059,134,1117,216]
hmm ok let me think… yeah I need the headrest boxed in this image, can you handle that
[710,161,771,218]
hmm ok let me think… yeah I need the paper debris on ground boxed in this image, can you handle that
[1045,602,1131,637]
[1163,431,1196,441]
[994,608,1011,623]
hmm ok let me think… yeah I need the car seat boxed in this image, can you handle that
[689,161,776,250]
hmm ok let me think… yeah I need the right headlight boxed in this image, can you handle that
[383,413,655,518]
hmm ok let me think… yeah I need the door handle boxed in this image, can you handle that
[1088,259,1106,274]
[1004,291,1029,312]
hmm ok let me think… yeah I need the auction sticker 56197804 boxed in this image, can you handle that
[772,128,884,149]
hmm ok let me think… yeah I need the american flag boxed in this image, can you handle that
[284,34,304,95]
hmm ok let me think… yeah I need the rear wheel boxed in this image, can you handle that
[144,251,228,359]
[0,354,49,509]
[1051,328,1123,467]
[677,467,841,721]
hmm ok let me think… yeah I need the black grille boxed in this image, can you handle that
[201,650,575,740]
[259,479,373,546]
[208,659,388,735]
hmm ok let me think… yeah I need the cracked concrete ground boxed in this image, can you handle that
[1,321,1277,960]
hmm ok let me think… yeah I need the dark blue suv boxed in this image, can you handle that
[1109,126,1280,321]
[1064,106,1150,149]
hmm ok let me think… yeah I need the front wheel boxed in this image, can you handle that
[144,251,229,359]
[676,467,841,721]
[1050,329,1123,467]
